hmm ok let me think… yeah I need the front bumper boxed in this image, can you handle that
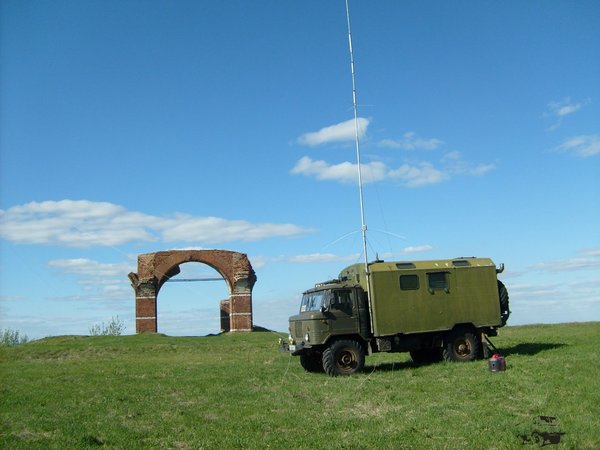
[278,338,306,355]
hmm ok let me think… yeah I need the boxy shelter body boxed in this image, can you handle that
[341,257,502,337]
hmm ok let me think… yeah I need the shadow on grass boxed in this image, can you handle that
[203,325,279,337]
[365,343,567,373]
[500,342,567,357]
[365,361,425,372]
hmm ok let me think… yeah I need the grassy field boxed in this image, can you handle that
[1,322,599,449]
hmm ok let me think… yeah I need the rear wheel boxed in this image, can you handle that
[322,339,365,376]
[443,329,480,362]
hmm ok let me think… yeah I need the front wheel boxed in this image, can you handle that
[442,329,480,362]
[322,339,365,376]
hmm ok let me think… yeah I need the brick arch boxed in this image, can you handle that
[128,250,256,333]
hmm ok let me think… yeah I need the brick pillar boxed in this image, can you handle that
[220,299,231,332]
[136,296,157,333]
[129,273,158,333]
[230,294,252,331]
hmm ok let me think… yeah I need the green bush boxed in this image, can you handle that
[88,316,126,336]
[0,329,29,346]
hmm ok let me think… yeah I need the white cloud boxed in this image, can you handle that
[389,162,448,187]
[297,118,370,146]
[546,97,586,118]
[529,248,600,273]
[0,200,314,248]
[161,215,312,243]
[44,257,149,305]
[378,132,444,150]
[286,247,432,264]
[47,258,136,302]
[0,295,26,302]
[544,97,590,131]
[402,245,433,254]
[0,200,155,247]
[48,258,134,277]
[443,151,496,176]
[292,152,494,188]
[555,135,600,158]
[291,156,387,184]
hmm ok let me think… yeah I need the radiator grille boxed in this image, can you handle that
[295,322,303,338]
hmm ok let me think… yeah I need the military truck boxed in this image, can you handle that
[282,257,510,376]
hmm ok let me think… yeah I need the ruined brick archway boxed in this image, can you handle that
[128,250,256,334]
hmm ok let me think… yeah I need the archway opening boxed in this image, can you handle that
[156,262,229,336]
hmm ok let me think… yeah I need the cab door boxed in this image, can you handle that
[327,289,359,335]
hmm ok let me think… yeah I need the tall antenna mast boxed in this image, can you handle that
[345,0,373,331]
[345,0,369,268]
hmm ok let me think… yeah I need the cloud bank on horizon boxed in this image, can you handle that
[0,200,315,248]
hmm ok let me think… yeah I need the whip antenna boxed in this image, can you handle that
[345,0,374,331]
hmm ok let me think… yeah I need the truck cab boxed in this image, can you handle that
[288,282,369,357]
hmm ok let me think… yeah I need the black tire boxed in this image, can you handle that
[442,329,480,362]
[300,352,324,373]
[498,280,510,327]
[322,339,365,376]
[410,348,443,365]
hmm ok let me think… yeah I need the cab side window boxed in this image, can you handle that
[333,290,353,315]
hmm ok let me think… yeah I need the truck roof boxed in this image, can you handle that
[339,257,496,283]
[308,258,497,290]
[369,257,495,272]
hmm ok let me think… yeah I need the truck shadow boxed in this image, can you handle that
[366,361,428,372]
[365,343,566,372]
[498,342,566,357]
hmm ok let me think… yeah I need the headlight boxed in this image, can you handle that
[304,332,310,343]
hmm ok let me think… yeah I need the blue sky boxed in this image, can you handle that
[1,1,599,339]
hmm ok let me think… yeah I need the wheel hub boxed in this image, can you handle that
[455,340,471,357]
[337,350,356,369]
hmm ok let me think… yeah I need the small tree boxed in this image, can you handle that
[89,316,126,336]
[0,329,29,346]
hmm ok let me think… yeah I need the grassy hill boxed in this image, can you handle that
[1,323,599,449]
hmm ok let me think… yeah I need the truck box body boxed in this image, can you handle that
[340,257,502,337]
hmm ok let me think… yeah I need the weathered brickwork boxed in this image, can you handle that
[135,297,157,318]
[129,250,256,334]
[220,299,231,332]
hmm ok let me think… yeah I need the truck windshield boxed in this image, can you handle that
[300,291,328,312]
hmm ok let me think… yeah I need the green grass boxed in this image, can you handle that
[1,323,599,449]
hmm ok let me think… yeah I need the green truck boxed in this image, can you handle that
[282,257,510,376]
